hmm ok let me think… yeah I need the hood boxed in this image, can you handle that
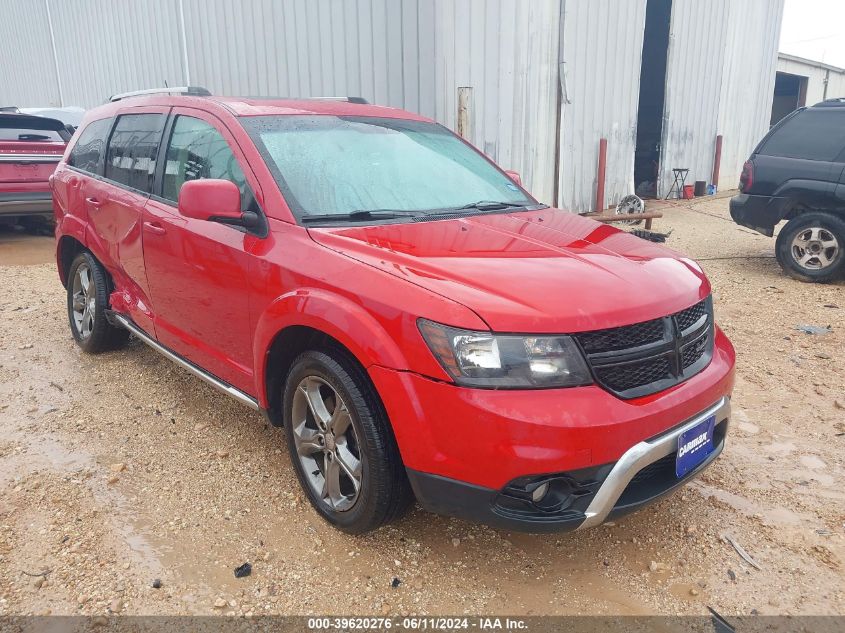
[308,209,710,333]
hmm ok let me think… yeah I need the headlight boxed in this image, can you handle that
[418,319,593,388]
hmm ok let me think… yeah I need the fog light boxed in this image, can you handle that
[531,481,550,503]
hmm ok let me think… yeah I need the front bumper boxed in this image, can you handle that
[0,190,53,216]
[407,397,730,532]
[729,193,791,237]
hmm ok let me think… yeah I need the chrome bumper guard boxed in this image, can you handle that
[577,396,731,529]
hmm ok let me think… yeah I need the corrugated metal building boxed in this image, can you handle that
[772,53,845,126]
[0,0,783,211]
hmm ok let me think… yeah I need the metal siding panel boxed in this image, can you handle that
[659,0,730,197]
[0,0,61,106]
[46,0,184,107]
[422,0,560,204]
[558,0,647,212]
[717,0,784,189]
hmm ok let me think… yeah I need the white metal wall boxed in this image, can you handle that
[1,0,783,209]
[658,0,782,197]
[557,0,647,213]
[179,0,561,203]
[0,0,61,107]
[0,0,560,205]
[47,0,186,107]
[658,0,730,196]
[716,0,784,190]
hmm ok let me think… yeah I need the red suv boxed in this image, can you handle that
[1,111,70,223]
[52,88,735,534]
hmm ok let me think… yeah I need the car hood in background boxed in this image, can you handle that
[308,209,710,333]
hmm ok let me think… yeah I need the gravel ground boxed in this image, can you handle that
[0,194,843,617]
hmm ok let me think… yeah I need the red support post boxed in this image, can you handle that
[596,137,607,212]
[712,134,723,189]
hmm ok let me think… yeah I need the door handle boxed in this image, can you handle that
[85,196,104,209]
[143,221,166,235]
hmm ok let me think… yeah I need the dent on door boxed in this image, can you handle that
[86,184,156,334]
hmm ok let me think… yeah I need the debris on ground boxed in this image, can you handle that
[151,578,162,589]
[628,228,672,243]
[234,562,252,578]
[795,324,833,335]
[391,577,401,588]
[722,533,762,570]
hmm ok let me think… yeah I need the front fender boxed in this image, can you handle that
[253,288,447,408]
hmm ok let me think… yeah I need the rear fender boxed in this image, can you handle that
[773,179,834,209]
[56,215,88,286]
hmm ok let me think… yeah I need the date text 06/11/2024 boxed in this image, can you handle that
[307,617,529,630]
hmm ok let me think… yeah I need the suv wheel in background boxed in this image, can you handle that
[66,252,130,352]
[775,212,845,282]
[282,349,412,534]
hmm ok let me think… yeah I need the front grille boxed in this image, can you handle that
[676,301,707,332]
[574,297,714,399]
[577,318,665,353]
[594,357,672,393]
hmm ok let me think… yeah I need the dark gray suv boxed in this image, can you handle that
[730,98,845,282]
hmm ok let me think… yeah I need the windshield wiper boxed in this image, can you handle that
[301,209,423,223]
[457,200,530,211]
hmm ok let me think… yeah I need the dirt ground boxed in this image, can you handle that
[0,194,843,618]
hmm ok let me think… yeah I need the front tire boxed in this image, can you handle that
[775,212,845,282]
[283,349,412,534]
[66,252,130,353]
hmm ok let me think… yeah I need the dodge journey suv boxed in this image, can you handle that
[52,87,735,534]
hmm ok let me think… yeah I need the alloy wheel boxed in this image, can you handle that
[791,227,840,270]
[71,263,95,339]
[291,376,363,512]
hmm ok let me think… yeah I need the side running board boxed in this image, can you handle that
[108,312,261,411]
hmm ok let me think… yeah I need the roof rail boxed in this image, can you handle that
[307,96,370,104]
[240,95,371,105]
[815,97,845,107]
[108,86,212,102]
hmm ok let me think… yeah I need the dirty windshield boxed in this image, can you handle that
[241,115,537,223]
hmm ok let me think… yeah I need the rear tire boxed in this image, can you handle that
[283,349,413,534]
[66,252,130,353]
[775,212,845,282]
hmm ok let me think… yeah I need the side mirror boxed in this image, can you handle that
[505,170,522,186]
[178,179,242,222]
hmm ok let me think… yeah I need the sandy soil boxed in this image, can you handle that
[0,196,843,617]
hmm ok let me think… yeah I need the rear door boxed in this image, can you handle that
[142,108,263,393]
[90,109,168,334]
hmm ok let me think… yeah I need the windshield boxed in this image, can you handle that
[241,115,536,222]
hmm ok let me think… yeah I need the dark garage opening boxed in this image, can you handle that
[770,71,808,127]
[634,0,672,199]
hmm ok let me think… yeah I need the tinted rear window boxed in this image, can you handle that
[0,126,65,142]
[104,113,166,192]
[759,108,845,161]
[68,118,113,173]
[0,114,69,142]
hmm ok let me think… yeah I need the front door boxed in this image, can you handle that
[142,109,263,394]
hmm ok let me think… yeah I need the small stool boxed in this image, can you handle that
[665,168,689,200]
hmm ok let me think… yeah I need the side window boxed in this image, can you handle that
[67,118,112,173]
[104,113,166,193]
[759,109,845,161]
[162,115,251,209]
